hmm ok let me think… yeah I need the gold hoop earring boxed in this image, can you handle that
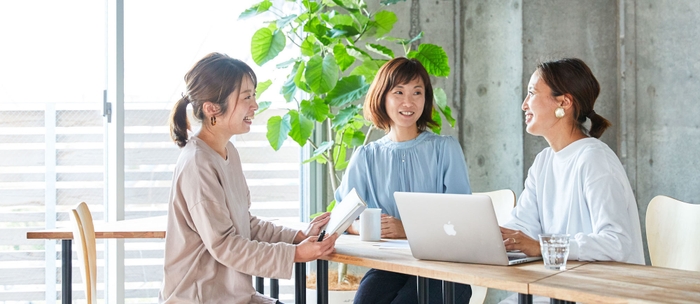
[210,116,217,126]
[555,107,565,118]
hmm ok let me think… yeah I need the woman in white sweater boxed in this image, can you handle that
[160,53,338,304]
[501,58,644,264]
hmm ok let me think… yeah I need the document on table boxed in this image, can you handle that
[374,239,410,249]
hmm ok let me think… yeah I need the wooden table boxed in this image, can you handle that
[26,216,167,303]
[26,216,286,304]
[529,261,700,303]
[313,234,588,304]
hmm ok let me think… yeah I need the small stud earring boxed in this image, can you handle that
[555,107,565,118]
[211,116,217,126]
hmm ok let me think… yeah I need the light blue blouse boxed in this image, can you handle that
[334,131,472,219]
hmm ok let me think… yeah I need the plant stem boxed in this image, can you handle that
[363,125,374,146]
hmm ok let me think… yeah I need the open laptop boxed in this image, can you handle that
[394,192,541,266]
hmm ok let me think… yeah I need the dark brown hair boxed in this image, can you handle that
[169,52,257,147]
[537,58,611,138]
[363,57,437,132]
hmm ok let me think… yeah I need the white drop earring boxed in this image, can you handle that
[555,107,565,118]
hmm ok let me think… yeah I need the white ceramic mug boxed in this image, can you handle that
[359,208,381,241]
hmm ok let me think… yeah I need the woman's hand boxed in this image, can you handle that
[381,214,406,239]
[500,226,541,257]
[294,232,339,263]
[295,212,331,243]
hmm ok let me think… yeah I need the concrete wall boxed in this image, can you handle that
[381,0,700,303]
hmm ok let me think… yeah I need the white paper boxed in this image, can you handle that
[374,239,410,249]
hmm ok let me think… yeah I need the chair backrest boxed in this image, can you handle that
[475,189,516,225]
[646,195,700,271]
[470,189,516,304]
[70,202,97,304]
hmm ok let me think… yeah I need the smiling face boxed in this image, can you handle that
[385,76,425,137]
[219,75,258,135]
[522,70,562,138]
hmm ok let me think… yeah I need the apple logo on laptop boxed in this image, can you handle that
[443,221,457,236]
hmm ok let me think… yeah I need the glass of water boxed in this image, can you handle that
[538,234,570,270]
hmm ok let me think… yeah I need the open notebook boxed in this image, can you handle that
[322,188,367,236]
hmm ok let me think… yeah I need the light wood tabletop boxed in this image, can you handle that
[529,261,700,303]
[26,215,168,240]
[324,234,588,295]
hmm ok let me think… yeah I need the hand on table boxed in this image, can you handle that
[500,226,541,257]
[381,214,406,239]
[294,232,338,263]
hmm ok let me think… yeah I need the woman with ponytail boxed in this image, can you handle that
[160,53,338,304]
[500,58,644,299]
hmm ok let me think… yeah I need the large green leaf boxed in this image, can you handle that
[303,16,329,38]
[266,115,291,151]
[345,46,373,62]
[301,36,319,57]
[276,14,298,29]
[276,57,299,69]
[433,87,447,109]
[238,0,272,19]
[293,61,311,92]
[350,59,384,83]
[254,101,272,115]
[430,108,442,134]
[331,105,360,128]
[305,54,339,94]
[341,128,365,147]
[326,75,370,107]
[407,43,450,77]
[333,44,355,71]
[433,87,455,127]
[366,43,394,59]
[373,10,397,37]
[329,25,360,38]
[281,62,301,102]
[333,145,349,171]
[301,97,330,122]
[330,14,355,27]
[305,140,334,164]
[256,79,272,98]
[288,110,314,146]
[332,0,362,12]
[251,28,286,66]
[302,0,320,13]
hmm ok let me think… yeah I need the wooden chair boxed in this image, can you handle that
[470,189,517,304]
[646,195,700,271]
[70,202,97,304]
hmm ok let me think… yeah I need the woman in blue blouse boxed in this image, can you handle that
[334,57,472,304]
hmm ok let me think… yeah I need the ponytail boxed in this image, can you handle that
[169,96,190,148]
[587,110,611,139]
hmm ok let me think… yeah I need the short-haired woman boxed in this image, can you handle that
[335,57,473,304]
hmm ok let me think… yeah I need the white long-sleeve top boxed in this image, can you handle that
[503,137,644,264]
[159,136,299,304]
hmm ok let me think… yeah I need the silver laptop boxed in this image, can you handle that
[394,192,541,266]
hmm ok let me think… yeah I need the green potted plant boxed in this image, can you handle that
[241,0,455,299]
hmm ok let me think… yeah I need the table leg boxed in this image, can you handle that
[550,299,574,304]
[417,276,429,304]
[316,260,328,304]
[294,263,306,304]
[255,277,264,294]
[270,278,279,299]
[61,239,72,304]
[518,293,533,304]
[443,281,455,304]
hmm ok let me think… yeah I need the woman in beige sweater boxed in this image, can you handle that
[160,52,338,304]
